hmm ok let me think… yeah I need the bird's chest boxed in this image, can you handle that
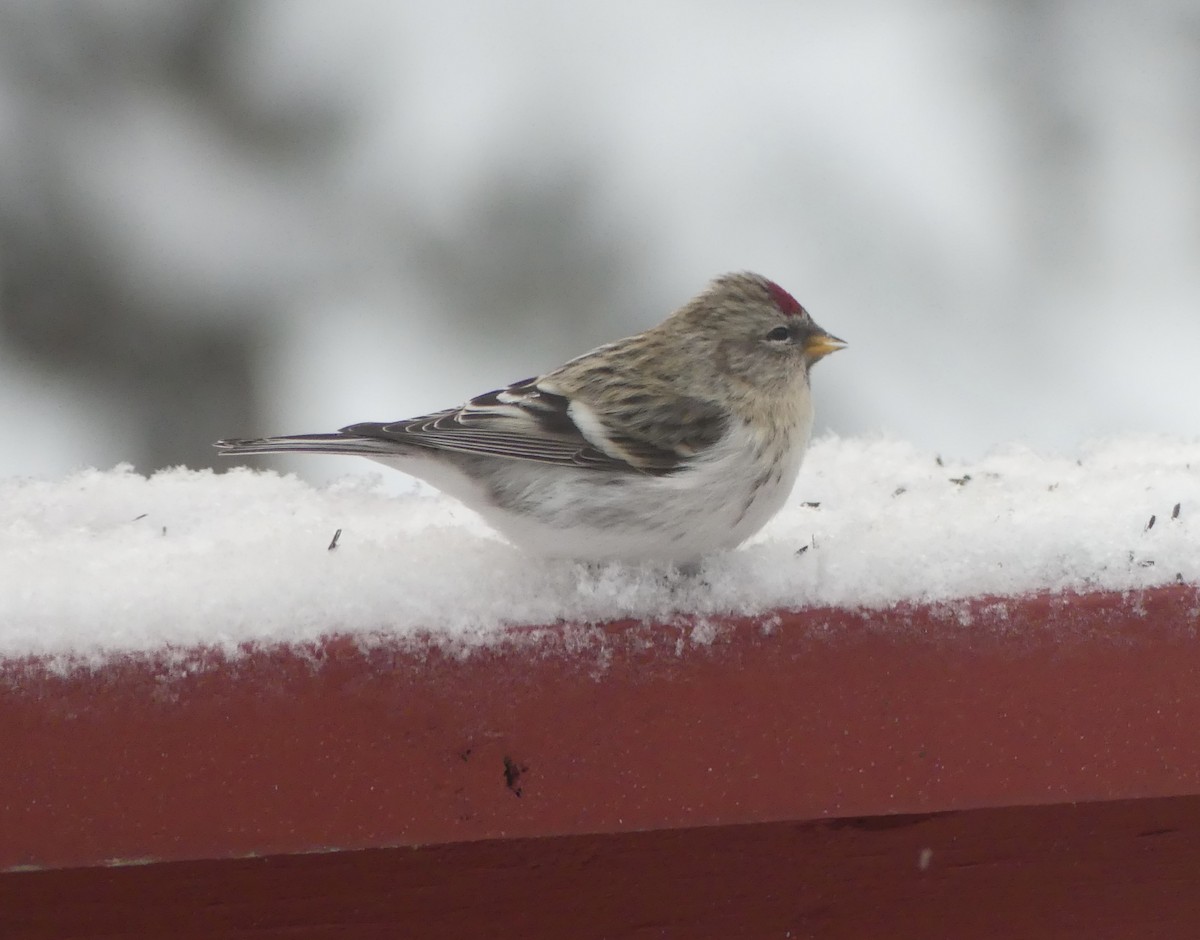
[667,417,806,545]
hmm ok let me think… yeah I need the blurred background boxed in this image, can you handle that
[1,0,1197,485]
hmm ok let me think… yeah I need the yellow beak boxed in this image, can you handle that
[803,332,847,360]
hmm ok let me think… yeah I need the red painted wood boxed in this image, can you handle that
[2,585,1199,872]
[4,795,1200,939]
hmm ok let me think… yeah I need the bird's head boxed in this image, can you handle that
[669,272,846,396]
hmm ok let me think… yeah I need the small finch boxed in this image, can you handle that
[216,272,845,563]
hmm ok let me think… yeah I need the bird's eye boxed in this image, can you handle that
[766,326,791,342]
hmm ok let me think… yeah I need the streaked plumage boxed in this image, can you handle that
[216,272,845,562]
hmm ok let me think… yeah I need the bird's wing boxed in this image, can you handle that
[342,377,728,476]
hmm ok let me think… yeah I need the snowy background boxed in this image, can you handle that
[1,1,1198,484]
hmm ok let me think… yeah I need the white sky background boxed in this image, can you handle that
[0,0,1198,483]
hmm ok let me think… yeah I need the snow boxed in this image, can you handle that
[2,436,1197,665]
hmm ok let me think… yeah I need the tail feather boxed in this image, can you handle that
[214,434,403,458]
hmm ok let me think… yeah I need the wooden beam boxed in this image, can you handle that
[4,796,1200,939]
[3,584,1198,873]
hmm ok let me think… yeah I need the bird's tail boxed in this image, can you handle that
[215,434,402,458]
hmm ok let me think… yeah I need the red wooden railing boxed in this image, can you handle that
[3,583,1199,938]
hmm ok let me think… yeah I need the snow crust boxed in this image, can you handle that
[2,436,1197,663]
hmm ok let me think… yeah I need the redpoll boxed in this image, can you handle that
[216,272,845,563]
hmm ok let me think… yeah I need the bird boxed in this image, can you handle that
[216,272,845,564]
